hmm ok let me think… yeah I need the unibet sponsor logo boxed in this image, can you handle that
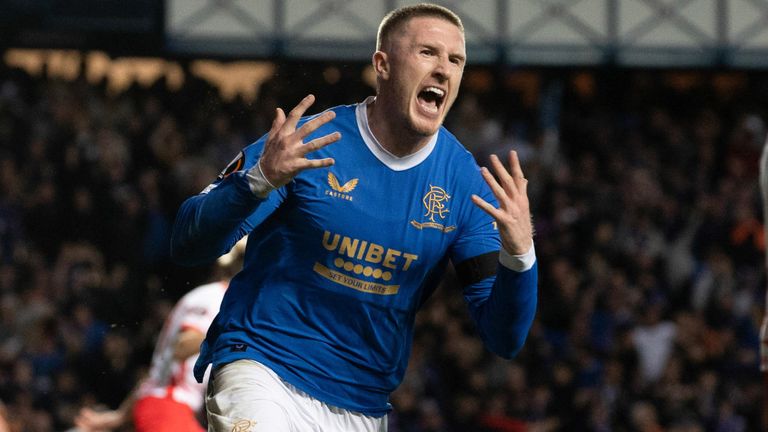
[321,231,418,271]
[315,231,419,295]
[332,257,392,281]
[313,263,399,295]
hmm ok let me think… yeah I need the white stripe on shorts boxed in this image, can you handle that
[206,359,387,432]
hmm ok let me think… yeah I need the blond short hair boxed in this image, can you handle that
[376,3,464,51]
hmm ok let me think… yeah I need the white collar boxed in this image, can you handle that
[355,96,437,171]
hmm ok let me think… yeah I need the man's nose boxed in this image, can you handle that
[433,57,450,81]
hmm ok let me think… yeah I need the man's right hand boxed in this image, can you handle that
[74,407,126,431]
[258,94,342,188]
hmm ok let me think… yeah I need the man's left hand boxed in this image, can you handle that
[472,150,534,255]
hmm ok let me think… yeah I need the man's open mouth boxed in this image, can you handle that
[417,86,446,114]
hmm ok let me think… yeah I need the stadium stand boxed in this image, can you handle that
[0,59,765,431]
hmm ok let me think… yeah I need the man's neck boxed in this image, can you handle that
[366,98,431,158]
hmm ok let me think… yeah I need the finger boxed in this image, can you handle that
[270,107,286,134]
[78,413,98,424]
[480,166,511,209]
[490,154,518,196]
[77,408,96,419]
[519,174,529,196]
[298,157,336,170]
[300,132,342,155]
[74,417,94,428]
[509,150,524,177]
[295,110,337,140]
[471,194,503,220]
[283,94,316,132]
[508,150,527,186]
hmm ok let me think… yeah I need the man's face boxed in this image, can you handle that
[381,16,466,137]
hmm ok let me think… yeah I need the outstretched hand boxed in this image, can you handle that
[471,150,534,256]
[74,407,126,432]
[258,94,342,188]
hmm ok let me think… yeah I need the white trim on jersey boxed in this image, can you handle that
[355,96,438,171]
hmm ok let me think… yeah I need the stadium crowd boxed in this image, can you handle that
[0,61,765,431]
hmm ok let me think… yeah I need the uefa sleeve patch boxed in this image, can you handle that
[217,151,245,180]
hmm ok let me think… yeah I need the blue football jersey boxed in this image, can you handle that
[172,98,538,416]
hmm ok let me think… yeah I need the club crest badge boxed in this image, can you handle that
[410,185,456,233]
[231,419,256,432]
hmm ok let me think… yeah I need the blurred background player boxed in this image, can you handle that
[73,238,247,432]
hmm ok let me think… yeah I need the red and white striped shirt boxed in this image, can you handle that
[137,281,227,411]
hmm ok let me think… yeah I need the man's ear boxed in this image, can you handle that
[372,51,389,80]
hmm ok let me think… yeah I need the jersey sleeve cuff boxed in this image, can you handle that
[245,158,277,198]
[499,244,536,272]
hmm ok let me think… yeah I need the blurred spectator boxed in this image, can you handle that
[632,300,677,385]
